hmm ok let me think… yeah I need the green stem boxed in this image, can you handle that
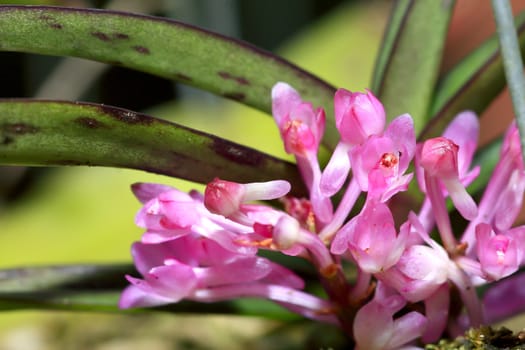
[491,0,525,163]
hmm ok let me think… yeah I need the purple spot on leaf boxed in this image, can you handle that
[114,33,130,40]
[91,31,111,41]
[38,14,63,29]
[212,139,263,167]
[218,71,250,85]
[75,117,107,129]
[2,123,39,134]
[223,92,246,101]
[133,46,150,54]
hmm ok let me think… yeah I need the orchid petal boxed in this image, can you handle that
[119,285,173,308]
[197,257,271,286]
[131,182,176,203]
[354,301,395,350]
[388,311,427,349]
[384,113,416,170]
[443,111,479,177]
[334,88,385,145]
[271,82,302,126]
[494,169,525,230]
[442,178,478,220]
[320,142,351,196]
[476,223,520,280]
[422,284,449,343]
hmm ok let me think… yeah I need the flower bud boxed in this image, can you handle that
[420,137,459,179]
[204,178,291,217]
[420,137,477,220]
[334,88,385,145]
[272,215,301,250]
[204,178,245,217]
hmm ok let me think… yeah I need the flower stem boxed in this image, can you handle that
[424,173,457,252]
[491,0,525,165]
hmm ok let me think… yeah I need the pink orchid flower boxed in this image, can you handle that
[350,114,415,202]
[476,223,523,281]
[121,82,525,344]
[272,82,332,223]
[354,282,427,350]
[331,200,408,273]
[462,123,525,253]
[119,234,335,322]
[320,89,386,196]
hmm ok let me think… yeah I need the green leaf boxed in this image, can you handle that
[420,10,525,140]
[0,290,301,320]
[0,5,338,148]
[371,0,455,133]
[0,264,133,292]
[370,1,411,93]
[0,264,300,320]
[0,264,129,311]
[0,100,307,195]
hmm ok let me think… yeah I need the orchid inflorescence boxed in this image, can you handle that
[119,82,525,349]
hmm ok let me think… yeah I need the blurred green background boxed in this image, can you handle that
[0,0,388,348]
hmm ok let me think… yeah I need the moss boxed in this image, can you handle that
[426,326,525,350]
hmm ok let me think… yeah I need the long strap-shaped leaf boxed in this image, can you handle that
[0,100,306,195]
[0,264,133,292]
[0,264,131,312]
[420,10,525,140]
[371,0,454,133]
[0,5,338,148]
[0,264,300,319]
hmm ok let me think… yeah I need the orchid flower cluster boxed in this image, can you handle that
[119,82,525,349]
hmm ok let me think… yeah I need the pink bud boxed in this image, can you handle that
[204,178,245,217]
[204,178,291,218]
[420,137,459,179]
[421,137,477,220]
[273,215,301,250]
[334,88,385,145]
